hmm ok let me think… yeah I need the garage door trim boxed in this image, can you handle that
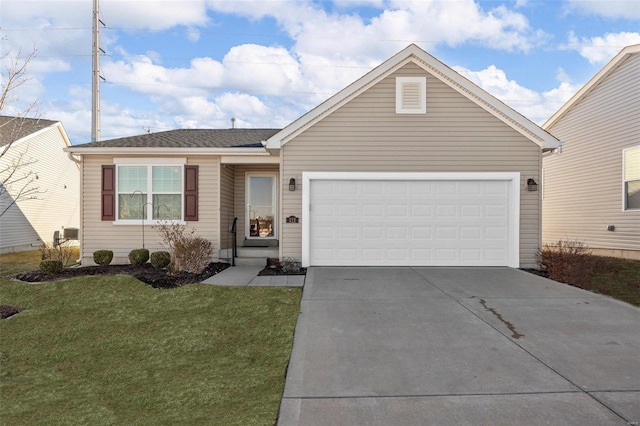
[302,172,520,268]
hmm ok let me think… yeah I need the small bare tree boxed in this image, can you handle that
[0,45,42,217]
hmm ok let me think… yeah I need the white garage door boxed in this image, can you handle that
[304,173,519,267]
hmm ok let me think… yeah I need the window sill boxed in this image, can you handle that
[113,220,187,226]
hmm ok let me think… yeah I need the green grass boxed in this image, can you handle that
[586,256,640,307]
[0,250,43,276]
[0,252,302,425]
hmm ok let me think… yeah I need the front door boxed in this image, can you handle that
[246,173,277,240]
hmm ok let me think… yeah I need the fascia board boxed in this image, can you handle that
[268,43,559,150]
[408,52,559,150]
[63,147,271,156]
[543,44,640,131]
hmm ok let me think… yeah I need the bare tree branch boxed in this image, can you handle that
[0,45,42,217]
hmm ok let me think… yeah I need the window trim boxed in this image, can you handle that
[396,76,427,114]
[622,145,640,212]
[113,158,187,225]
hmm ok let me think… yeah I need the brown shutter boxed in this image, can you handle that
[184,165,198,221]
[102,165,116,220]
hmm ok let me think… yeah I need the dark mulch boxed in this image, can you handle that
[258,258,306,276]
[521,268,549,278]
[13,262,230,289]
[0,305,23,320]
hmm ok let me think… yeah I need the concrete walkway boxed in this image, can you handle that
[279,267,640,425]
[201,265,305,287]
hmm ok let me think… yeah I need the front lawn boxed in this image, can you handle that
[0,253,301,425]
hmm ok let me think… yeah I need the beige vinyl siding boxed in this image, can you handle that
[233,165,279,246]
[219,164,235,250]
[543,53,640,256]
[282,62,542,266]
[0,124,80,253]
[80,156,220,265]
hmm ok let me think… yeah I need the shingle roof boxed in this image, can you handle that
[72,128,281,149]
[0,116,59,147]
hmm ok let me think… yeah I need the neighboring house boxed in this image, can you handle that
[542,44,640,260]
[0,116,80,253]
[66,44,559,268]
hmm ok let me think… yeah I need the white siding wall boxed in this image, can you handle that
[0,125,80,253]
[543,54,640,258]
[80,156,220,265]
[282,63,542,267]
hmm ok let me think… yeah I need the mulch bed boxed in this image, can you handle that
[13,262,230,289]
[257,258,306,276]
[0,305,24,320]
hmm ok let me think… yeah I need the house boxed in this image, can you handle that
[542,44,640,260]
[0,116,80,253]
[65,44,559,268]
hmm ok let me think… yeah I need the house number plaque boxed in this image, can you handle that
[286,216,299,224]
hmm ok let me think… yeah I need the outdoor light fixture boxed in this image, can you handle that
[527,178,538,191]
[289,178,296,191]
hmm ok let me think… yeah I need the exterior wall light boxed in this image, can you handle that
[289,178,296,191]
[527,178,538,191]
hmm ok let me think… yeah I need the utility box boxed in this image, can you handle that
[63,228,79,240]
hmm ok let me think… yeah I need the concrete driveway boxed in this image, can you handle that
[278,267,640,426]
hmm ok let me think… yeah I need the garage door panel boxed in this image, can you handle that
[309,178,513,266]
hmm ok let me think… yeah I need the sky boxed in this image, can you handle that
[1,0,639,144]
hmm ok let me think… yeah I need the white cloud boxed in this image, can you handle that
[566,0,640,20]
[565,31,640,64]
[454,65,581,124]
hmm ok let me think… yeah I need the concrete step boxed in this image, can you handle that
[234,257,268,266]
[219,247,278,259]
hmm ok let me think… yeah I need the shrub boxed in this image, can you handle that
[128,248,150,266]
[537,240,594,285]
[93,250,114,266]
[281,258,304,275]
[154,223,214,274]
[150,251,171,269]
[39,260,63,275]
[40,241,76,267]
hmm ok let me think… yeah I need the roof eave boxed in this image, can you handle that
[63,146,272,156]
[266,43,559,150]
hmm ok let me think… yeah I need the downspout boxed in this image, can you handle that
[67,152,84,264]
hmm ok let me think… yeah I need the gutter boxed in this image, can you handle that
[63,147,273,156]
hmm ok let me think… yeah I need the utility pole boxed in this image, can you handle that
[92,0,105,142]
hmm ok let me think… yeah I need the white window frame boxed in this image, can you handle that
[396,76,427,114]
[623,145,640,211]
[113,158,186,225]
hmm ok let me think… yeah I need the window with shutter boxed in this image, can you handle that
[396,76,426,114]
[103,158,196,223]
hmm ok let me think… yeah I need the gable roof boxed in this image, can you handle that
[266,44,560,151]
[543,44,640,130]
[67,128,281,154]
[0,116,59,147]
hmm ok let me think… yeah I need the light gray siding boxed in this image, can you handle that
[282,62,542,267]
[80,156,220,265]
[543,54,640,258]
[0,124,79,253]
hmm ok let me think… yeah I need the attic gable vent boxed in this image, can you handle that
[396,76,426,114]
